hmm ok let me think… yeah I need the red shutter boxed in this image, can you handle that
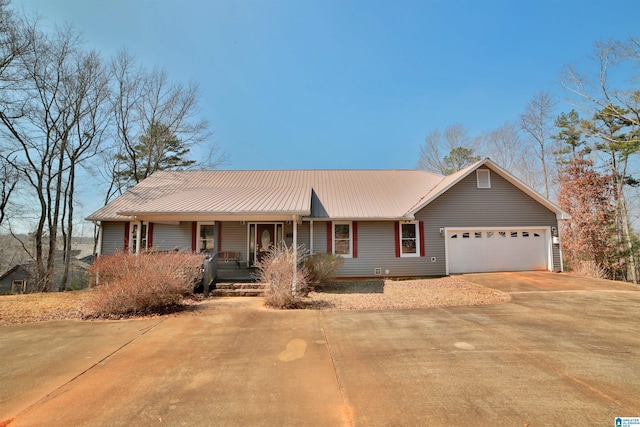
[217,222,222,251]
[419,221,425,257]
[191,222,197,252]
[394,222,400,257]
[352,221,358,258]
[148,222,154,248]
[326,221,333,253]
[123,222,130,252]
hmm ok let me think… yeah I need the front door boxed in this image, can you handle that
[256,224,275,262]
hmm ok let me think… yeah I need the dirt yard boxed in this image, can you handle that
[0,276,509,324]
[304,276,510,310]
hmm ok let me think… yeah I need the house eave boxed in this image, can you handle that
[115,210,311,223]
[302,216,415,222]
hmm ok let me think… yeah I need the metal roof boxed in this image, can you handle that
[86,169,444,221]
[86,163,570,222]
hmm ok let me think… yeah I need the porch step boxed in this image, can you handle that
[209,282,268,297]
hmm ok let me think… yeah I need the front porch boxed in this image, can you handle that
[216,265,258,282]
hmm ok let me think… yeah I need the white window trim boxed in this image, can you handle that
[129,221,148,254]
[333,221,353,258]
[399,221,420,258]
[477,169,491,188]
[197,222,216,254]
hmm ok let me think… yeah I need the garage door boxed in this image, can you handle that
[447,228,549,274]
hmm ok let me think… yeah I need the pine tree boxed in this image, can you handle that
[114,122,196,185]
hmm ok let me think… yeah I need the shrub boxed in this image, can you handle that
[256,245,308,309]
[86,251,204,318]
[568,259,607,279]
[305,253,344,288]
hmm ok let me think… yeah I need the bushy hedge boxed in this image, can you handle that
[256,245,308,309]
[86,251,203,318]
[305,253,344,288]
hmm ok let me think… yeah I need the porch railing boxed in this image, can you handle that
[202,253,217,296]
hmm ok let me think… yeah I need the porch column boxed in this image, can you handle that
[310,220,314,255]
[135,221,142,254]
[292,215,298,296]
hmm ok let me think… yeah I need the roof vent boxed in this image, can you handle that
[476,169,491,189]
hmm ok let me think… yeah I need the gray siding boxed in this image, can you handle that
[307,221,437,278]
[415,167,560,274]
[283,222,311,250]
[311,221,328,254]
[219,222,247,263]
[340,221,436,278]
[309,168,560,277]
[101,222,125,255]
[152,222,192,251]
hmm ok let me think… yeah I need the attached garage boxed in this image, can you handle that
[446,227,551,274]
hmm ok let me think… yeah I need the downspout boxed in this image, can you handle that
[96,221,103,258]
[292,215,298,297]
[557,220,565,273]
[94,221,102,285]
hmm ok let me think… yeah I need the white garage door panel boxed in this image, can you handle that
[448,229,548,274]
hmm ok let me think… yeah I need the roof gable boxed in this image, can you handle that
[406,158,570,220]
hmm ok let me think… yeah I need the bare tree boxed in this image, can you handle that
[105,50,225,198]
[560,38,640,283]
[418,124,479,175]
[0,0,33,228]
[0,24,110,291]
[0,159,17,226]
[520,91,558,198]
[479,121,545,195]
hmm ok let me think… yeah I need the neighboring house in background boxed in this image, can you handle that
[0,252,92,295]
[86,158,570,278]
[0,264,34,294]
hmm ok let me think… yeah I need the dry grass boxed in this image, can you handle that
[0,290,94,325]
[0,277,509,324]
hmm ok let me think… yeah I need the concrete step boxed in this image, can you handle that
[210,289,266,297]
[215,283,266,290]
[209,282,268,297]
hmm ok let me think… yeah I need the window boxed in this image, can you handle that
[333,222,352,257]
[477,169,491,188]
[199,223,216,253]
[400,222,420,257]
[130,222,148,253]
[11,280,27,293]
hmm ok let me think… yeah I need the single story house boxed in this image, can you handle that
[0,259,91,294]
[0,264,33,294]
[86,158,570,277]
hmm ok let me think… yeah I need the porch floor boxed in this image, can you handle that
[216,266,258,282]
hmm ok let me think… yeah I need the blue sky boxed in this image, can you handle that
[12,0,639,174]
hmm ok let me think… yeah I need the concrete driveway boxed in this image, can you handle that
[1,272,639,426]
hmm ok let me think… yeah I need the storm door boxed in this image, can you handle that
[248,223,283,266]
